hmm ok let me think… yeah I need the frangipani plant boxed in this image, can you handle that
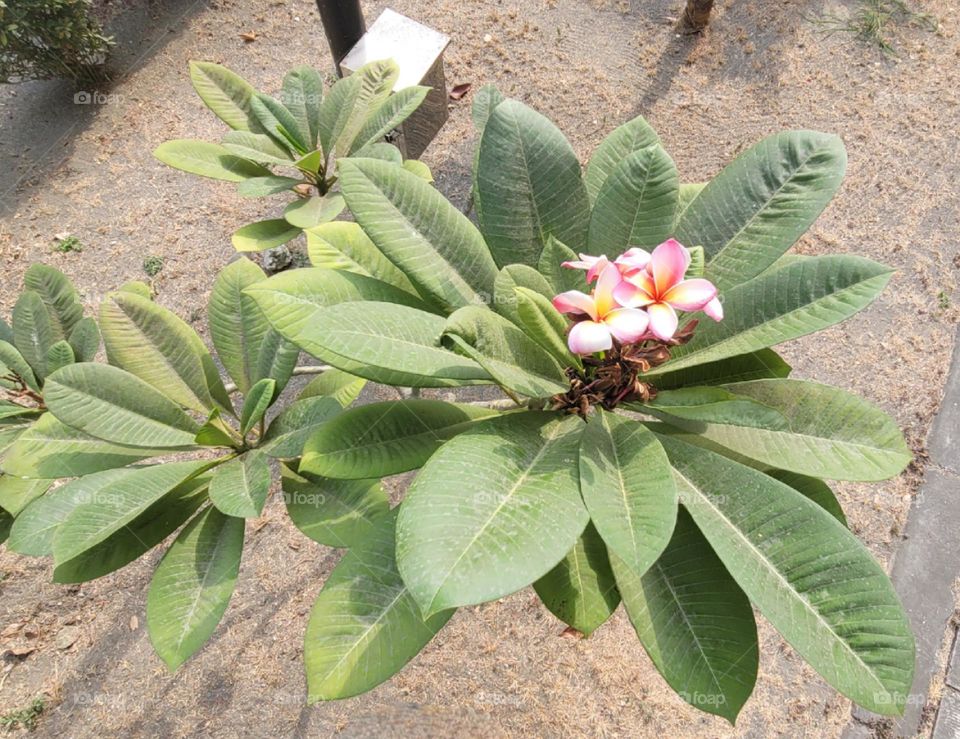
[153,59,432,252]
[0,265,101,539]
[244,89,913,719]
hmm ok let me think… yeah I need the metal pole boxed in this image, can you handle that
[315,0,366,75]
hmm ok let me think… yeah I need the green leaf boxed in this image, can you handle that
[317,73,362,160]
[236,175,303,197]
[587,144,679,253]
[8,468,135,556]
[295,149,324,175]
[1,413,170,478]
[44,363,201,447]
[23,263,83,339]
[338,157,499,313]
[676,182,706,223]
[402,159,433,183]
[301,400,500,480]
[221,130,296,166]
[331,59,399,157]
[148,506,244,669]
[351,85,430,154]
[283,194,345,229]
[100,291,232,414]
[294,301,492,388]
[250,93,309,153]
[768,470,846,526]
[194,408,240,448]
[0,317,12,344]
[281,65,323,149]
[397,412,588,616]
[579,411,677,577]
[0,340,38,392]
[305,510,453,701]
[298,368,366,408]
[240,378,276,437]
[231,219,302,252]
[612,508,758,723]
[475,99,590,266]
[650,349,791,391]
[649,255,894,373]
[282,464,389,548]
[13,290,55,379]
[189,61,264,132]
[657,434,914,714]
[585,115,661,203]
[118,280,152,299]
[676,130,847,290]
[45,340,74,374]
[52,462,211,582]
[533,523,620,636]
[491,264,554,326]
[470,84,505,135]
[442,306,567,398]
[209,451,271,518]
[0,476,51,517]
[650,379,911,481]
[260,396,343,459]
[514,286,578,369]
[351,141,402,164]
[305,221,418,296]
[209,257,299,395]
[538,235,588,294]
[0,509,11,545]
[153,140,270,182]
[67,317,100,363]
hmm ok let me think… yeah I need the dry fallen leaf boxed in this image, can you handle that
[129,616,139,631]
[0,624,22,639]
[449,83,472,101]
[240,31,258,43]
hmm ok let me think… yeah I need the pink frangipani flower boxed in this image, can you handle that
[613,238,722,341]
[552,264,650,355]
[561,253,610,283]
[613,247,651,276]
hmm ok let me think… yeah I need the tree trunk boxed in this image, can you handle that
[679,0,714,33]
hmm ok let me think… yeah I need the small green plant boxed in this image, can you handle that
[815,0,938,54]
[938,290,950,311]
[54,235,83,254]
[0,697,45,731]
[142,256,163,277]
[154,59,432,253]
[0,0,112,83]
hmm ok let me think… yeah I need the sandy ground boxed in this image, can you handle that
[0,0,958,736]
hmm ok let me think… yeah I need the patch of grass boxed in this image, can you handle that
[53,235,83,253]
[938,291,950,311]
[142,256,164,277]
[0,697,45,732]
[813,0,938,55]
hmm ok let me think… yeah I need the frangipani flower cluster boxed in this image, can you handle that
[552,238,723,355]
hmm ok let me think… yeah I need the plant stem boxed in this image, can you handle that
[222,364,331,395]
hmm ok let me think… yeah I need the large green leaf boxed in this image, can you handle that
[1,413,171,478]
[330,59,398,157]
[281,65,323,149]
[650,349,790,391]
[533,523,620,636]
[260,396,343,459]
[52,462,211,582]
[239,378,275,437]
[676,130,847,290]
[470,84,505,136]
[236,175,303,197]
[45,340,75,374]
[513,286,578,369]
[209,451,271,518]
[208,257,298,396]
[648,379,911,481]
[189,61,264,132]
[491,264,554,326]
[67,317,100,363]
[301,400,500,480]
[587,144,679,253]
[584,115,661,203]
[317,72,362,160]
[0,476,51,517]
[44,363,201,447]
[442,306,567,398]
[293,301,492,388]
[221,130,296,166]
[23,264,83,340]
[648,255,893,374]
[338,157,498,313]
[13,290,55,379]
[153,140,270,182]
[579,411,676,577]
[538,236,588,294]
[7,468,135,556]
[0,340,39,391]
[657,434,914,714]
[282,465,389,548]
[475,99,590,267]
[298,368,366,408]
[283,194,345,229]
[147,506,244,669]
[397,412,588,616]
[611,508,758,723]
[305,511,453,702]
[306,221,418,296]
[250,93,309,153]
[768,470,846,525]
[100,291,232,414]
[232,219,302,252]
[351,85,430,154]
